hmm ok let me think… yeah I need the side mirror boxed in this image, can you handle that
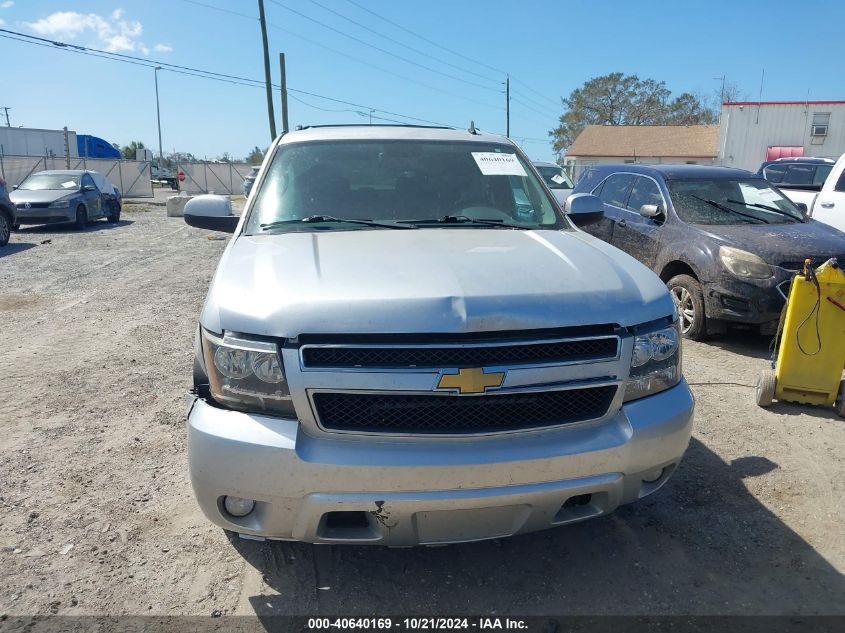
[12,185,18,190]
[639,204,663,219]
[184,194,239,233]
[795,202,808,215]
[564,193,604,226]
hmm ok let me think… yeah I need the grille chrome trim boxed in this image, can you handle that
[299,335,621,372]
[307,378,621,437]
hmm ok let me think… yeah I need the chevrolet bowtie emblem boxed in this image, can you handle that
[437,368,505,394]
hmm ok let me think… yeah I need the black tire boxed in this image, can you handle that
[835,379,845,419]
[107,201,121,224]
[12,223,20,231]
[0,212,9,246]
[756,369,776,408]
[667,274,708,341]
[74,205,87,230]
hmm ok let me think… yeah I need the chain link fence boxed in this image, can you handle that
[175,162,253,195]
[0,154,153,197]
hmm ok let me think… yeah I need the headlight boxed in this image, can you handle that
[719,246,772,279]
[48,199,71,208]
[201,329,295,418]
[624,322,682,402]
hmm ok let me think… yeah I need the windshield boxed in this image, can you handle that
[536,165,573,190]
[18,174,81,191]
[666,177,804,225]
[245,140,563,233]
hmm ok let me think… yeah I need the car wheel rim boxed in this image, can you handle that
[671,286,695,334]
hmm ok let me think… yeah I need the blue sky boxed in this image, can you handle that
[1,0,843,163]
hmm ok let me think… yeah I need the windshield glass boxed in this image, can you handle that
[666,177,804,224]
[18,174,81,191]
[536,165,573,190]
[245,140,563,233]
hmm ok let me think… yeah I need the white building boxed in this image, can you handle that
[718,100,845,172]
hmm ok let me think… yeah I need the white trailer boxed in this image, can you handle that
[0,126,78,158]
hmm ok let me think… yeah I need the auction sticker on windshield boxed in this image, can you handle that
[471,152,527,177]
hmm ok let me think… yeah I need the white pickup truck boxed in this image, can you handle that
[770,154,845,233]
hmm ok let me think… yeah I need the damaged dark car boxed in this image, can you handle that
[570,164,845,340]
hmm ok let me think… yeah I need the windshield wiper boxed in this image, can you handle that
[398,215,529,229]
[260,215,415,230]
[690,195,769,224]
[725,199,802,223]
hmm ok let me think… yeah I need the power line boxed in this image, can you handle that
[512,78,560,108]
[510,96,558,120]
[267,0,500,95]
[342,0,505,76]
[174,0,503,113]
[0,28,461,129]
[263,21,502,112]
[306,0,500,84]
[180,0,257,20]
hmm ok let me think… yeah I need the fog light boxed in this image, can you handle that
[642,467,665,484]
[223,496,255,517]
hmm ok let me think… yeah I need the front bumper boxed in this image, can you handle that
[15,207,75,224]
[703,272,790,327]
[186,380,694,546]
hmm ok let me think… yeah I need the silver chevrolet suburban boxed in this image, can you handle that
[183,125,694,546]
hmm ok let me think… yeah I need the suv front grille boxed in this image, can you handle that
[312,386,617,434]
[302,337,618,369]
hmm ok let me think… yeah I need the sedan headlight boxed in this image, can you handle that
[719,246,772,279]
[48,199,71,208]
[624,322,682,402]
[201,329,295,418]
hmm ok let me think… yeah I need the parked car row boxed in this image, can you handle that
[756,154,845,233]
[567,160,845,340]
[0,169,122,245]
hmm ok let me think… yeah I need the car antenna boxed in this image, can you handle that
[468,120,479,135]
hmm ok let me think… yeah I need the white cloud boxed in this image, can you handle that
[24,9,152,54]
[153,43,173,53]
[0,2,15,9]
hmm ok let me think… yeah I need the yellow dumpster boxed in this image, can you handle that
[756,258,845,416]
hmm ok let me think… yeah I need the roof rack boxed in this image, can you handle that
[296,123,455,130]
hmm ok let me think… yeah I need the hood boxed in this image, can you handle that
[201,228,674,338]
[692,220,845,267]
[10,189,79,205]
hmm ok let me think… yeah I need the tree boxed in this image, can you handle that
[245,145,265,165]
[667,92,718,126]
[120,140,146,160]
[549,73,717,154]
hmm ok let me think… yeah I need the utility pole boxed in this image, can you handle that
[505,75,510,138]
[369,109,375,125]
[279,53,289,134]
[62,126,71,169]
[1,107,10,127]
[154,66,164,167]
[258,0,277,140]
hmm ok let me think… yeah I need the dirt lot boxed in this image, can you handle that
[1,203,843,617]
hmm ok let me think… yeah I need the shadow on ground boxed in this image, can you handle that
[15,219,133,235]
[231,438,844,618]
[706,330,773,361]
[0,242,37,258]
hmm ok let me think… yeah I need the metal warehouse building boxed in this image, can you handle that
[718,100,845,172]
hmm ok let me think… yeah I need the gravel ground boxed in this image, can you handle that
[1,204,843,617]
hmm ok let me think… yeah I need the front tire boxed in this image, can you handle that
[107,201,121,224]
[74,205,87,230]
[0,213,10,246]
[667,274,708,341]
[835,380,845,418]
[756,369,776,408]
